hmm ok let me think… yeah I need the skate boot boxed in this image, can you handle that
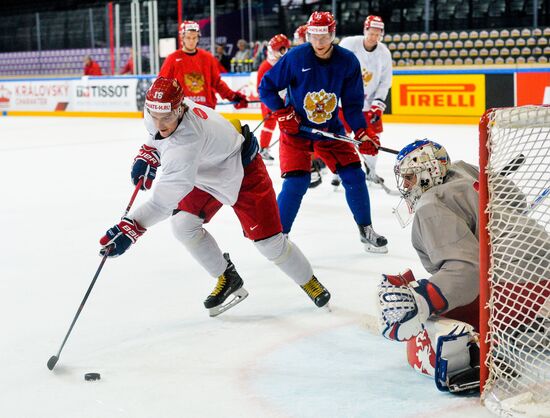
[309,159,323,188]
[331,173,341,188]
[204,253,249,317]
[358,224,388,254]
[260,147,275,163]
[301,276,331,308]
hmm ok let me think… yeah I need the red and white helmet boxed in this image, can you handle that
[306,11,336,40]
[269,34,291,54]
[267,34,291,64]
[145,77,184,113]
[293,25,307,45]
[179,20,201,38]
[364,15,385,33]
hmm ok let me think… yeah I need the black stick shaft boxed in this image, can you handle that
[51,251,110,363]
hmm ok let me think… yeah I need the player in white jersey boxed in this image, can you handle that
[334,15,393,188]
[99,77,331,316]
[377,139,550,393]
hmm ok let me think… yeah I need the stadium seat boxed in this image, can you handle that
[484,57,494,64]
[449,31,459,40]
[440,49,449,58]
[393,51,401,59]
[398,42,406,50]
[411,33,420,41]
[527,37,537,46]
[533,46,543,55]
[543,28,550,37]
[415,41,424,49]
[454,57,464,65]
[474,57,484,65]
[489,47,499,57]
[505,57,515,64]
[474,39,483,48]
[440,32,449,41]
[459,31,469,40]
[532,28,542,37]
[459,48,468,57]
[495,57,505,64]
[444,58,453,65]
[388,43,397,51]
[539,56,548,64]
[384,34,392,43]
[429,50,439,58]
[415,58,424,65]
[479,30,489,39]
[425,41,434,49]
[470,30,479,39]
[511,47,521,56]
[425,58,434,65]
[516,38,527,47]
[500,29,510,38]
[484,39,495,48]
[420,33,429,41]
[537,37,548,46]
[444,40,453,49]
[397,59,406,66]
[420,50,428,58]
[516,56,526,64]
[465,39,474,48]
[434,58,444,65]
[454,40,464,48]
[406,41,415,50]
[411,50,420,59]
[489,29,500,38]
[393,34,402,42]
[469,48,479,57]
[505,38,515,47]
[495,38,505,47]
[429,32,439,41]
[434,41,443,49]
[402,33,411,42]
[449,48,458,58]
[464,57,473,65]
[510,28,521,37]
[527,56,537,63]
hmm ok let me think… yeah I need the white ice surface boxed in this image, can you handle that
[0,116,494,418]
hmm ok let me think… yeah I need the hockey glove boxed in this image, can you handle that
[131,145,160,190]
[366,99,386,134]
[355,128,380,156]
[99,217,146,257]
[232,91,248,109]
[274,106,301,135]
[377,269,448,342]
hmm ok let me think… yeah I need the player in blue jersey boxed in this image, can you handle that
[258,11,388,253]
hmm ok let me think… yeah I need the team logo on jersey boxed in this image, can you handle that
[362,69,373,87]
[184,72,205,94]
[303,89,337,124]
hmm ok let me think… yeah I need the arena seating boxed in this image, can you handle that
[384,27,550,67]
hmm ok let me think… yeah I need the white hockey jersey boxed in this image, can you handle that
[131,99,245,227]
[338,36,393,111]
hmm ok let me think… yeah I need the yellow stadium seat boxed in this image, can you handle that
[489,47,499,57]
[511,29,520,37]
[440,32,449,40]
[411,33,420,41]
[449,48,458,58]
[402,33,411,42]
[420,33,429,41]
[415,58,424,65]
[454,57,464,65]
[527,56,537,63]
[516,56,526,64]
[479,30,489,39]
[500,47,510,56]
[449,31,459,40]
[505,38,515,47]
[389,42,397,51]
[474,39,484,48]
[411,50,420,59]
[425,58,434,65]
[384,34,392,43]
[537,37,548,46]
[444,58,454,65]
[459,48,468,57]
[402,50,411,58]
[393,51,402,59]
[429,50,439,58]
[521,28,531,37]
[511,47,520,56]
[533,46,542,55]
[435,58,444,65]
[464,57,474,65]
[465,40,474,48]
[420,50,429,58]
[397,59,406,66]
[425,41,434,49]
[429,32,439,41]
[505,57,515,64]
[459,31,469,40]
[532,28,542,36]
[470,30,479,39]
[444,40,453,49]
[406,41,415,50]
[485,39,495,47]
[495,57,505,64]
[474,57,484,65]
[543,28,550,36]
[480,48,489,57]
[398,42,406,50]
[415,41,424,49]
[500,29,510,38]
[469,49,479,57]
[527,37,537,46]
[490,29,499,38]
[434,41,443,49]
[454,40,464,48]
[485,57,494,64]
[393,34,402,42]
[539,56,548,64]
[516,38,526,47]
[495,38,505,47]
[440,49,449,58]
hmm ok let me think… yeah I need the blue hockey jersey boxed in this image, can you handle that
[258,42,366,138]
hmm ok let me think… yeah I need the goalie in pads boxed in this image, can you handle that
[377,140,482,393]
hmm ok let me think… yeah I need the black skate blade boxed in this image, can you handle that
[208,287,249,317]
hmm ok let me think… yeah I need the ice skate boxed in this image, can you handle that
[204,253,249,317]
[331,173,341,190]
[301,276,331,308]
[259,147,275,164]
[358,224,388,254]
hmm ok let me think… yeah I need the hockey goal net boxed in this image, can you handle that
[479,105,550,417]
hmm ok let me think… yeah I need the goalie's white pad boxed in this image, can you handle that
[406,317,479,393]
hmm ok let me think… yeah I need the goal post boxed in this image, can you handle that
[478,105,550,416]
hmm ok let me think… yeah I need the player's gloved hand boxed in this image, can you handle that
[366,99,386,134]
[274,106,301,135]
[355,128,380,156]
[131,144,160,190]
[99,217,146,257]
[377,269,448,342]
[232,91,248,109]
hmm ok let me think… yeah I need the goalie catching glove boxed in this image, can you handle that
[355,128,380,156]
[131,144,160,190]
[100,217,146,257]
[377,269,448,341]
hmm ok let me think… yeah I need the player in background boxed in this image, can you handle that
[293,24,307,45]
[99,78,331,316]
[377,140,550,393]
[159,20,248,110]
[259,11,388,254]
[256,34,291,162]
[333,15,393,188]
[83,55,102,76]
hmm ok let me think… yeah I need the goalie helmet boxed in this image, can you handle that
[364,15,385,33]
[145,77,184,113]
[306,11,336,42]
[394,139,450,210]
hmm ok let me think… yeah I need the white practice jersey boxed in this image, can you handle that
[131,99,244,227]
[411,162,479,312]
[338,36,393,111]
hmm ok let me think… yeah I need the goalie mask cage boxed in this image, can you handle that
[479,105,550,417]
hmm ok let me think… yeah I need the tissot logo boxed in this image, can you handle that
[399,83,476,107]
[76,85,130,98]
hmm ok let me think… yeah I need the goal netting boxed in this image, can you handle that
[479,105,550,417]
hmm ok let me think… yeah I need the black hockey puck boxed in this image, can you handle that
[84,372,101,381]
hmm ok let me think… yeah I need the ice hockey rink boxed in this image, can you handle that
[0,116,496,418]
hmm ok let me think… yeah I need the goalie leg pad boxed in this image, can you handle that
[171,211,226,277]
[254,233,313,286]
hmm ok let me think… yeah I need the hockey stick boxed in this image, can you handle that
[47,178,143,371]
[252,112,272,134]
[501,153,525,177]
[356,150,401,196]
[299,126,400,155]
[217,99,262,106]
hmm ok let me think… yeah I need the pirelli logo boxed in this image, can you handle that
[392,75,485,116]
[400,84,476,107]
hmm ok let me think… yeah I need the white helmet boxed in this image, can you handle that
[394,139,450,211]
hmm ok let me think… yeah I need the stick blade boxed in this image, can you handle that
[47,355,59,370]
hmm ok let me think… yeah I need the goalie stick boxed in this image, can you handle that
[47,179,143,371]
